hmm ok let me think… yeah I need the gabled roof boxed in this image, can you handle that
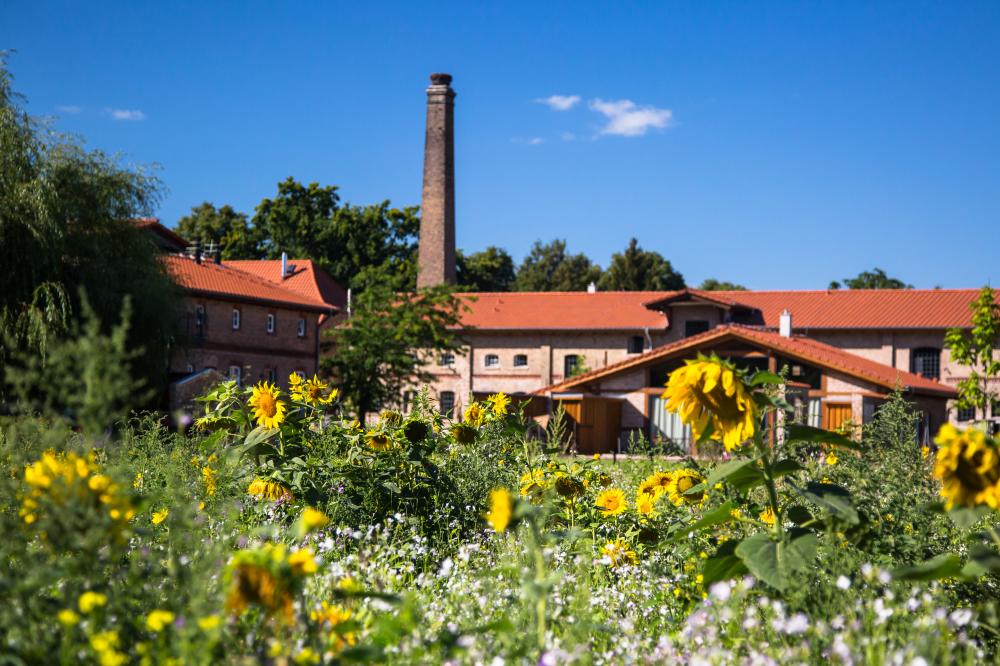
[662,289,989,330]
[225,259,347,315]
[133,218,188,252]
[542,324,956,398]
[456,291,671,330]
[162,255,333,312]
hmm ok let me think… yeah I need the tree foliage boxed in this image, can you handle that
[0,55,177,403]
[944,285,1000,416]
[325,284,465,420]
[829,268,912,290]
[699,278,747,291]
[513,239,602,292]
[457,246,515,292]
[598,238,685,291]
[175,202,259,259]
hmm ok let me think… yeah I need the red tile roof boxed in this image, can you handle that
[456,291,671,330]
[132,218,189,252]
[225,260,347,313]
[542,324,956,398]
[651,289,991,330]
[162,255,333,312]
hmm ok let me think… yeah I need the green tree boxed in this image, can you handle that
[829,268,912,290]
[457,246,515,291]
[325,284,465,421]
[698,278,747,291]
[175,202,259,259]
[597,237,685,291]
[251,178,419,292]
[944,285,1000,418]
[513,239,602,291]
[0,55,177,402]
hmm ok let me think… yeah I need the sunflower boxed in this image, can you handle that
[364,430,393,452]
[464,403,485,427]
[247,478,293,501]
[595,488,628,517]
[601,538,637,568]
[486,488,514,532]
[759,506,776,526]
[933,424,1000,510]
[519,468,549,500]
[488,392,511,416]
[151,508,169,525]
[635,492,656,517]
[248,382,287,429]
[311,602,357,650]
[293,374,337,406]
[662,356,756,451]
[665,469,705,506]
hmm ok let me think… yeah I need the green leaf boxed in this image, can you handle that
[790,481,859,525]
[749,371,783,386]
[947,505,991,528]
[735,530,817,592]
[243,425,277,449]
[703,540,748,585]
[961,546,1000,578]
[706,457,764,494]
[771,458,804,478]
[687,501,736,531]
[893,553,964,581]
[784,424,861,451]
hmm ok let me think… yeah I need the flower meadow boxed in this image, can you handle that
[2,360,1000,665]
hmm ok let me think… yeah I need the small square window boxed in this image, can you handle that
[297,318,306,337]
[439,353,456,367]
[957,406,976,422]
[627,336,644,354]
[564,355,580,377]
[685,320,710,337]
[484,354,500,368]
[232,308,241,330]
[266,314,275,334]
[513,354,528,367]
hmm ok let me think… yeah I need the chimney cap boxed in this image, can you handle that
[429,73,453,86]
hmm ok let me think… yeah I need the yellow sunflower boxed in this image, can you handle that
[248,382,287,429]
[665,469,705,506]
[601,538,638,568]
[464,403,485,427]
[364,430,393,452]
[637,476,662,500]
[933,424,1000,510]
[247,478,293,501]
[293,374,338,406]
[636,492,656,517]
[486,488,514,532]
[595,488,628,517]
[488,392,511,416]
[662,356,756,451]
[759,506,776,526]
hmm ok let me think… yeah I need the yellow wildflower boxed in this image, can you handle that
[58,609,80,627]
[294,647,321,665]
[132,472,143,490]
[364,430,393,452]
[151,508,169,525]
[662,356,756,451]
[311,602,356,649]
[666,469,706,506]
[933,424,1000,510]
[826,452,838,466]
[293,374,337,406]
[301,507,330,532]
[636,492,656,517]
[595,488,628,517]
[601,538,638,567]
[78,591,108,614]
[202,466,217,496]
[248,382,287,429]
[288,547,318,575]
[145,609,175,632]
[198,615,221,631]
[759,507,776,526]
[488,392,511,416]
[921,445,931,460]
[486,488,514,532]
[464,403,485,427]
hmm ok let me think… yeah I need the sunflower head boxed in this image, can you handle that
[601,538,637,568]
[364,430,394,452]
[933,424,1000,510]
[248,382,286,429]
[485,488,515,533]
[595,488,628,517]
[635,493,656,517]
[451,422,478,445]
[464,403,485,427]
[666,469,705,506]
[662,356,756,451]
[488,392,511,416]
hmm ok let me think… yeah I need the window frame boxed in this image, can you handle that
[911,347,941,380]
[232,308,241,330]
[297,317,306,338]
[564,354,580,377]
[228,364,242,387]
[438,352,456,367]
[627,335,645,354]
[513,354,528,368]
[484,354,500,369]
[266,313,276,334]
[956,405,976,422]
[439,391,456,417]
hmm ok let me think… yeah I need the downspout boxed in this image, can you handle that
[644,327,653,351]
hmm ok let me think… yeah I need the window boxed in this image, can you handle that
[993,398,1000,418]
[439,353,456,367]
[232,308,241,330]
[484,354,500,368]
[297,318,306,337]
[402,391,415,413]
[439,391,455,418]
[228,365,242,387]
[684,320,710,337]
[513,354,528,367]
[564,354,580,377]
[266,314,275,334]
[911,348,941,380]
[195,305,206,333]
[265,368,277,383]
[957,406,976,422]
[627,335,645,354]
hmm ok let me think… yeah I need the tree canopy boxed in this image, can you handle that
[830,268,912,290]
[598,238,685,291]
[0,56,177,405]
[175,202,259,259]
[513,239,602,292]
[457,246,516,292]
[944,285,1000,417]
[698,278,747,291]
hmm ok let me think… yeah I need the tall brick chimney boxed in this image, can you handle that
[417,73,456,288]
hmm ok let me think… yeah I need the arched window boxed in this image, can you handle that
[911,348,941,380]
[513,354,528,367]
[484,354,500,368]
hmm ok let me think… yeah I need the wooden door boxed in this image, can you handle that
[823,403,853,431]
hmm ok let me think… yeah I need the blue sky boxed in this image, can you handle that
[4,1,999,289]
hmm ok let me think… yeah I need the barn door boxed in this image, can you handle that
[823,403,853,431]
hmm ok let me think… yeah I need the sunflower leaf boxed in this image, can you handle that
[784,424,861,451]
[892,553,964,581]
[734,531,817,592]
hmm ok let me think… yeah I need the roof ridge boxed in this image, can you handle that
[164,255,328,308]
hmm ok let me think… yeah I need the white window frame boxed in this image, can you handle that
[439,391,456,417]
[439,352,456,367]
[228,365,242,387]
[513,354,528,368]
[484,354,500,369]
[266,313,275,334]
[297,318,306,337]
[232,308,241,330]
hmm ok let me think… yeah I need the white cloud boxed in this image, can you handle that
[589,98,672,137]
[512,137,545,146]
[560,131,576,141]
[107,108,145,121]
[536,94,581,111]
[57,105,82,114]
